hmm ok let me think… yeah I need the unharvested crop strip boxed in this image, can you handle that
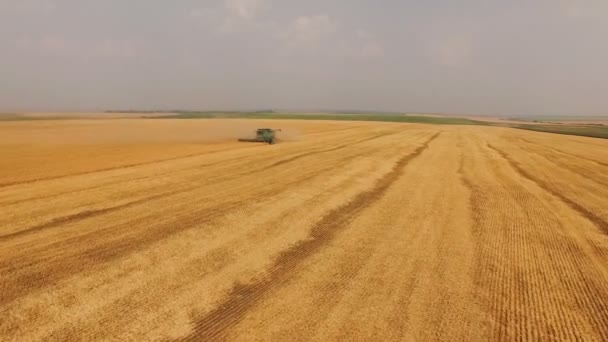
[181,132,441,341]
[487,144,608,235]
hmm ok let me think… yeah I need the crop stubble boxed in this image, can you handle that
[1,119,607,341]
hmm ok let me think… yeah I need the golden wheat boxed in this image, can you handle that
[1,119,607,341]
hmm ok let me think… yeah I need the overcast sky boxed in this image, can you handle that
[1,0,607,116]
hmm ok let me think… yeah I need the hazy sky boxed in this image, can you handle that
[1,0,607,116]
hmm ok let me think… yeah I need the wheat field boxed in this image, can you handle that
[1,119,608,341]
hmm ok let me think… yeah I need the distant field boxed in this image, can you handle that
[159,112,608,139]
[3,111,608,139]
[1,118,608,340]
[508,115,608,124]
[160,111,487,125]
[513,124,608,139]
[0,112,175,121]
[0,113,49,121]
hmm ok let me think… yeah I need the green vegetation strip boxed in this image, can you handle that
[0,114,72,121]
[513,124,608,139]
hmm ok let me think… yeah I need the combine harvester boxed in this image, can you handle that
[239,128,282,145]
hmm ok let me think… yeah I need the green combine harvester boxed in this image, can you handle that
[239,128,282,145]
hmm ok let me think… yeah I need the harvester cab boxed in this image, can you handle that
[239,128,282,145]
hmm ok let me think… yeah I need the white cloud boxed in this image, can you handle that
[1,0,56,13]
[351,29,384,61]
[359,42,385,60]
[225,0,266,20]
[11,34,137,61]
[558,0,608,18]
[283,15,337,49]
[93,39,137,60]
[429,35,472,68]
[189,8,216,19]
[189,0,271,34]
[11,35,69,55]
[355,29,373,40]
[40,35,67,52]
[187,5,384,62]
[277,15,384,62]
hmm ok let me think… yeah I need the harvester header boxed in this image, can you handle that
[239,128,282,145]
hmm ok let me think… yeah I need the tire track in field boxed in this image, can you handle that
[181,132,441,341]
[487,144,608,235]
